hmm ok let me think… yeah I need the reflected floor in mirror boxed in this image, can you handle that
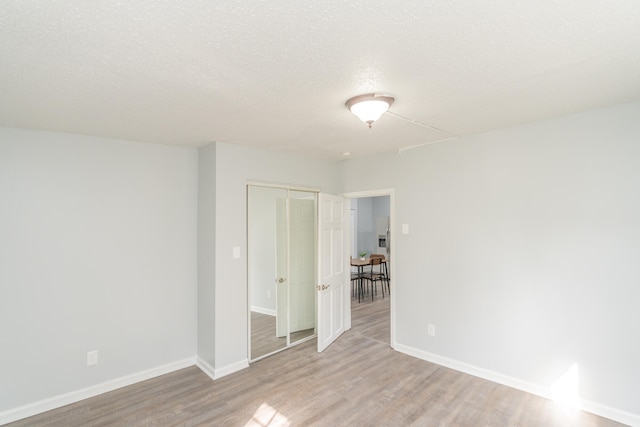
[250,311,314,360]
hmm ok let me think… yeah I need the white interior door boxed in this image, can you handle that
[317,193,348,352]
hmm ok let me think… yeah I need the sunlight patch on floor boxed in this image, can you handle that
[245,402,291,427]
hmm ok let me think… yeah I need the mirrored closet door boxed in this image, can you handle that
[248,185,317,361]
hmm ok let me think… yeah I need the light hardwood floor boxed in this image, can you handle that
[8,296,624,426]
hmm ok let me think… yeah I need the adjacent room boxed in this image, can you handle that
[1,1,639,426]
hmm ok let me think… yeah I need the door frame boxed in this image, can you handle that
[342,188,395,349]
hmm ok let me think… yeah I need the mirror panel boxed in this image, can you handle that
[248,186,288,360]
[248,186,318,361]
[288,190,317,345]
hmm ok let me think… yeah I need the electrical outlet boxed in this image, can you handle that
[427,324,436,337]
[87,350,98,366]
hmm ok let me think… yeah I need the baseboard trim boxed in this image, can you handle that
[195,356,216,380]
[394,343,640,427]
[214,359,249,379]
[580,400,640,427]
[196,356,248,381]
[250,306,276,316]
[394,343,548,397]
[0,357,196,426]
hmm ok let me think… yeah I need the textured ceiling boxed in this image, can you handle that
[1,1,639,160]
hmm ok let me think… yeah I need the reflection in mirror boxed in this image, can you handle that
[287,190,317,345]
[248,186,288,360]
[248,185,318,361]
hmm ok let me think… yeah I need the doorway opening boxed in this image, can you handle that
[344,189,394,348]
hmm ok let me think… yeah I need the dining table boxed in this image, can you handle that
[350,257,389,273]
[350,257,389,302]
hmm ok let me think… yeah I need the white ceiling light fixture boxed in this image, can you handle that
[345,93,395,128]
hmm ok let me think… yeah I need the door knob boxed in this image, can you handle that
[277,277,286,283]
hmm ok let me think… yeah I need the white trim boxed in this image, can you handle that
[349,207,357,259]
[395,137,458,154]
[394,343,640,427]
[341,188,394,199]
[0,357,196,425]
[394,343,547,396]
[196,356,216,380]
[246,180,320,193]
[580,401,640,427]
[250,305,276,316]
[212,359,249,379]
[196,357,249,381]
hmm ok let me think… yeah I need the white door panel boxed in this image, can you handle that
[317,193,348,352]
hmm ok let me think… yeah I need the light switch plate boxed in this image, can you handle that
[402,224,409,235]
[428,324,436,336]
[87,350,98,366]
[232,246,240,259]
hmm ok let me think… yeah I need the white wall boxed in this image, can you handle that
[340,102,640,421]
[356,197,374,255]
[197,144,216,369]
[204,142,340,373]
[353,196,390,256]
[0,128,198,414]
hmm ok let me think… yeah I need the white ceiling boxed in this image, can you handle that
[1,1,639,161]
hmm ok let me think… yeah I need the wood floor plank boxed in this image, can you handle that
[7,296,625,426]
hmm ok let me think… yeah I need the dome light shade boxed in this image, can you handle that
[345,94,394,128]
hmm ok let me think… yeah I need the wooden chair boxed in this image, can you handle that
[363,257,388,300]
[370,254,390,295]
[350,256,365,302]
[351,271,362,300]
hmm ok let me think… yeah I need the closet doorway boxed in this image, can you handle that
[247,184,318,361]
